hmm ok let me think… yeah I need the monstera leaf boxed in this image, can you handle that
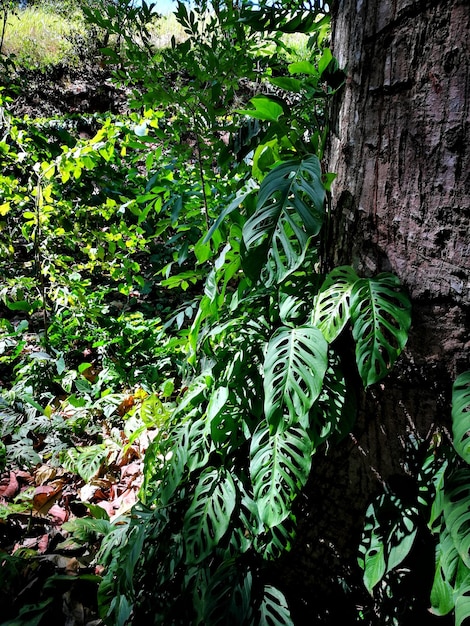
[312,265,359,343]
[263,325,328,430]
[452,371,470,464]
[350,274,411,387]
[242,155,325,284]
[183,467,236,564]
[443,470,470,569]
[250,422,313,528]
[258,585,293,626]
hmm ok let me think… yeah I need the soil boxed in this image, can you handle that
[5,63,130,119]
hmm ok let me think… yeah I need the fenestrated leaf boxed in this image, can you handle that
[443,469,470,568]
[264,325,328,430]
[358,500,387,594]
[430,528,459,616]
[250,422,313,528]
[308,354,355,446]
[253,513,297,560]
[183,467,237,564]
[350,274,411,387]
[61,444,107,482]
[455,574,470,626]
[258,585,293,626]
[452,371,470,464]
[358,491,418,594]
[312,265,359,343]
[242,156,325,284]
[194,560,254,626]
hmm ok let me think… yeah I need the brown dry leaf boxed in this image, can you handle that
[34,464,58,485]
[48,503,68,524]
[33,483,63,515]
[38,533,50,553]
[0,471,19,498]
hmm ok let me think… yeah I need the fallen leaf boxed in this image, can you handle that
[48,503,68,524]
[34,464,58,485]
[38,533,49,553]
[0,471,19,498]
[33,484,62,515]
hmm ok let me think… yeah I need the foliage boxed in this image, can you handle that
[359,370,470,625]
[0,0,418,624]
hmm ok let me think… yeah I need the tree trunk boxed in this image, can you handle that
[275,1,470,623]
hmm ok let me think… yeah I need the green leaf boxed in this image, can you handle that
[443,469,470,568]
[455,574,470,626]
[194,561,253,626]
[288,60,318,76]
[452,371,470,464]
[430,529,459,616]
[269,77,302,92]
[430,541,456,616]
[350,274,411,387]
[242,156,325,283]
[250,422,313,528]
[258,585,293,626]
[264,325,328,430]
[61,445,107,482]
[359,506,387,594]
[236,96,285,122]
[309,354,355,446]
[312,266,359,343]
[358,491,418,594]
[183,468,237,564]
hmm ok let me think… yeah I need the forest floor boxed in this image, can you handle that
[8,64,129,119]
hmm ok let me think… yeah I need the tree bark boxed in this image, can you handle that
[276,1,470,623]
[327,0,470,377]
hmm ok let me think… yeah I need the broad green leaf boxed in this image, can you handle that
[61,445,107,482]
[242,156,325,283]
[236,96,285,122]
[269,77,302,92]
[359,492,418,594]
[452,371,470,464]
[358,501,387,594]
[309,355,354,446]
[250,422,313,528]
[455,574,470,626]
[312,265,359,343]
[443,469,470,568]
[183,467,237,564]
[318,48,333,75]
[194,560,253,626]
[258,585,293,626]
[288,60,318,76]
[430,538,455,616]
[263,325,328,430]
[253,514,297,560]
[350,274,411,387]
[186,414,213,472]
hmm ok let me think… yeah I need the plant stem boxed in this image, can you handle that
[193,123,210,232]
[35,177,49,346]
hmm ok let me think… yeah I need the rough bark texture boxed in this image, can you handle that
[328,0,470,376]
[276,1,469,623]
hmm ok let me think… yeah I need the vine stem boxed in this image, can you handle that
[194,126,210,232]
[34,175,49,347]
